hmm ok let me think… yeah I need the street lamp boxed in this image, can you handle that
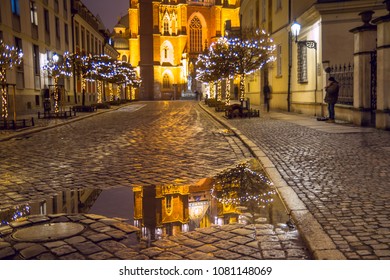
[291,21,319,116]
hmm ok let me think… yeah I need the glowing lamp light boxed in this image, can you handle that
[291,21,301,41]
[53,53,59,63]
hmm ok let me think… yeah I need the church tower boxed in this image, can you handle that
[113,0,240,100]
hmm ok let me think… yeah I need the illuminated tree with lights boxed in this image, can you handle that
[229,29,275,102]
[70,53,94,106]
[42,53,73,113]
[90,55,116,103]
[112,60,141,100]
[209,37,235,104]
[211,162,276,224]
[196,50,218,99]
[0,40,23,121]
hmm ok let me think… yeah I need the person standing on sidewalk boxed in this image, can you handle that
[324,77,339,123]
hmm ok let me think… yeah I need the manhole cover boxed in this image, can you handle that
[12,222,85,242]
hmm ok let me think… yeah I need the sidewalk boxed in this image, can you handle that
[0,106,122,142]
[200,102,390,260]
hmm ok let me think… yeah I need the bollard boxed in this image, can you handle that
[31,117,35,126]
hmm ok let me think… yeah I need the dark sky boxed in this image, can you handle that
[81,0,129,31]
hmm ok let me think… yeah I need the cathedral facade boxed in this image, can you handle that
[112,0,240,100]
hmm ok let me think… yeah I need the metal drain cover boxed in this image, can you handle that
[12,222,85,242]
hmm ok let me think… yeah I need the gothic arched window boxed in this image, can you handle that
[163,74,171,88]
[190,17,202,53]
[164,17,169,35]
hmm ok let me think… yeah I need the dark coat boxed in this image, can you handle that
[324,81,339,104]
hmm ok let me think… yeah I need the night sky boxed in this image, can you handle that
[81,0,129,31]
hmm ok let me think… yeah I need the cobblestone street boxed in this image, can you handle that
[203,104,390,260]
[0,101,311,260]
[0,102,250,209]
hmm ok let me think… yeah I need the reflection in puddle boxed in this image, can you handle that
[134,160,290,240]
[1,160,290,242]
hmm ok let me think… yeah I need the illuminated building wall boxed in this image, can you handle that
[112,0,240,100]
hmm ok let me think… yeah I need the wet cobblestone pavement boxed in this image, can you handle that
[3,100,389,260]
[0,214,310,260]
[201,104,390,260]
[1,101,312,260]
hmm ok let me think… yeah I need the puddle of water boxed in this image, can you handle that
[1,159,291,241]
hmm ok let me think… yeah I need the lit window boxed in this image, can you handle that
[30,1,38,25]
[11,0,20,15]
[190,17,202,53]
[163,74,170,88]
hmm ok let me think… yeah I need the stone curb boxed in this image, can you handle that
[198,102,346,260]
[0,104,132,142]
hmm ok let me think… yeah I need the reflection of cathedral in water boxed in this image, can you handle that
[133,178,216,240]
[133,161,284,240]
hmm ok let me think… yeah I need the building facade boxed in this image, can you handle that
[0,0,120,117]
[240,0,389,129]
[112,0,241,100]
[0,0,73,115]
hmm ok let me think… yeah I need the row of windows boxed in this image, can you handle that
[12,0,68,17]
[74,22,103,55]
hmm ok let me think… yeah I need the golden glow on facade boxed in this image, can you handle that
[113,0,240,100]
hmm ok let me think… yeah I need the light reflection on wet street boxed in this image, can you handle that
[0,101,312,259]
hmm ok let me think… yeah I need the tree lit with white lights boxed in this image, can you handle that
[0,40,23,120]
[196,29,275,103]
[42,53,73,113]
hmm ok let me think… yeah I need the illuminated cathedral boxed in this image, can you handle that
[112,0,240,100]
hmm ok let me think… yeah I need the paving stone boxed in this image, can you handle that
[89,251,114,260]
[51,245,77,256]
[213,240,237,250]
[178,239,205,248]
[65,236,87,244]
[262,250,286,259]
[93,226,112,233]
[229,244,259,256]
[229,235,254,245]
[0,247,15,259]
[259,241,282,250]
[35,252,57,260]
[212,231,237,240]
[140,247,164,258]
[186,251,215,260]
[44,241,67,249]
[152,239,178,249]
[59,252,86,260]
[114,248,144,260]
[98,240,128,253]
[0,241,10,249]
[14,242,34,251]
[197,244,219,253]
[154,251,183,260]
[73,241,102,255]
[231,228,256,236]
[20,244,47,259]
[106,230,127,240]
[213,249,242,259]
[167,245,196,257]
[90,222,107,230]
[111,222,139,233]
[87,233,111,242]
[374,250,390,257]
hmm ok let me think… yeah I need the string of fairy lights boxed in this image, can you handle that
[196,29,275,103]
[0,40,23,119]
[1,41,141,119]
[210,162,276,208]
